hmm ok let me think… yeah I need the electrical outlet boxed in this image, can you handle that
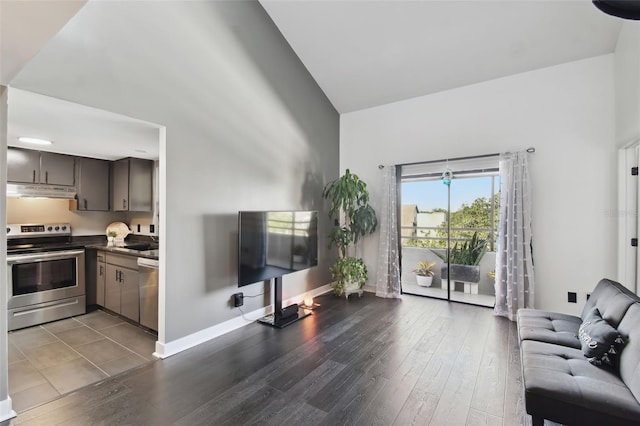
[568,292,577,303]
[233,292,244,307]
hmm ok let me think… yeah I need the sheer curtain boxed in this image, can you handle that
[495,152,535,320]
[376,165,401,298]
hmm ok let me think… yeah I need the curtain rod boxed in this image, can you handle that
[378,147,535,169]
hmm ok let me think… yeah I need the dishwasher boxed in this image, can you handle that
[137,257,159,331]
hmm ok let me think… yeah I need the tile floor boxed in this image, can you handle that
[8,309,157,413]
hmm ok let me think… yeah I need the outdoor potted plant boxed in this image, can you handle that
[413,260,436,287]
[323,169,378,297]
[432,232,488,294]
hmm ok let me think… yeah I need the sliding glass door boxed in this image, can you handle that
[400,159,499,307]
[401,178,449,300]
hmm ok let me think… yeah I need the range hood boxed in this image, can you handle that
[7,183,77,199]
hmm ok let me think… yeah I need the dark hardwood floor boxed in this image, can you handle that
[7,292,538,426]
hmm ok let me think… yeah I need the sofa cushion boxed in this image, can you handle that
[616,302,640,405]
[521,340,640,425]
[578,307,625,367]
[581,279,640,328]
[517,308,581,349]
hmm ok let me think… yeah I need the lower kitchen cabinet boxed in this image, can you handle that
[104,253,140,322]
[96,252,106,306]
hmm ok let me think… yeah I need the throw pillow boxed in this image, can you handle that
[578,307,625,367]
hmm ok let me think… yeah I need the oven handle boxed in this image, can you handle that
[7,249,85,264]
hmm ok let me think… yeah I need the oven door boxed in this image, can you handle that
[7,249,86,309]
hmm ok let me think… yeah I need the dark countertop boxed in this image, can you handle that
[73,235,159,260]
[92,244,159,260]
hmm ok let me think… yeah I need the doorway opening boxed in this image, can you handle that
[4,88,166,413]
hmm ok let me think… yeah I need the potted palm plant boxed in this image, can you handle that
[432,232,488,294]
[413,260,436,287]
[323,169,378,297]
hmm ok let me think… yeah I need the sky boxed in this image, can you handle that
[402,176,497,211]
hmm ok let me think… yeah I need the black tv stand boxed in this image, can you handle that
[257,276,311,329]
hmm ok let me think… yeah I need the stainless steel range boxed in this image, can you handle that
[7,223,86,331]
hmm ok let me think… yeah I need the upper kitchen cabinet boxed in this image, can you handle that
[7,148,39,183]
[113,157,153,212]
[7,147,75,186]
[77,157,110,211]
[41,152,75,186]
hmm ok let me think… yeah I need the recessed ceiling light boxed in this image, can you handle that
[18,137,53,145]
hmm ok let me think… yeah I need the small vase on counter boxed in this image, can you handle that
[107,231,117,245]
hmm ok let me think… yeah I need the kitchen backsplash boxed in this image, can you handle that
[7,198,155,236]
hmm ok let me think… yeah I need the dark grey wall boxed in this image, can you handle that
[11,1,339,343]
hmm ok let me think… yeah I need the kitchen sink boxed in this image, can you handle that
[123,243,159,251]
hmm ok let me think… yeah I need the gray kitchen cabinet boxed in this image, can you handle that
[105,264,121,313]
[41,151,75,185]
[96,252,106,307]
[77,157,110,211]
[7,147,75,186]
[112,157,152,212]
[120,267,140,322]
[7,148,40,183]
[104,253,140,322]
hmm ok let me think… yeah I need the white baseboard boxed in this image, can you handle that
[282,283,332,307]
[362,284,376,293]
[154,305,272,359]
[154,284,332,359]
[0,396,16,422]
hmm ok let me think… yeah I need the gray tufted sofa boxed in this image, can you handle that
[516,278,640,426]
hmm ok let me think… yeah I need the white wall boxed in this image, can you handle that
[614,22,640,147]
[9,2,339,344]
[614,22,640,296]
[0,86,16,421]
[341,55,617,315]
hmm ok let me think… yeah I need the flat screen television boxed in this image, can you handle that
[238,210,318,287]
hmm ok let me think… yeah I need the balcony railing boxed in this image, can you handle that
[401,225,496,251]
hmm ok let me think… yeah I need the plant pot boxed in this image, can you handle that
[330,256,367,298]
[441,264,480,283]
[441,264,481,293]
[416,275,433,287]
[344,280,363,300]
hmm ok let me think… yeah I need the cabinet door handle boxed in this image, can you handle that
[123,199,127,209]
[84,199,88,210]
[32,170,36,183]
[99,265,103,275]
[45,171,48,184]
[116,270,120,282]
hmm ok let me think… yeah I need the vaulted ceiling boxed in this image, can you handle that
[0,1,626,158]
[260,0,623,112]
